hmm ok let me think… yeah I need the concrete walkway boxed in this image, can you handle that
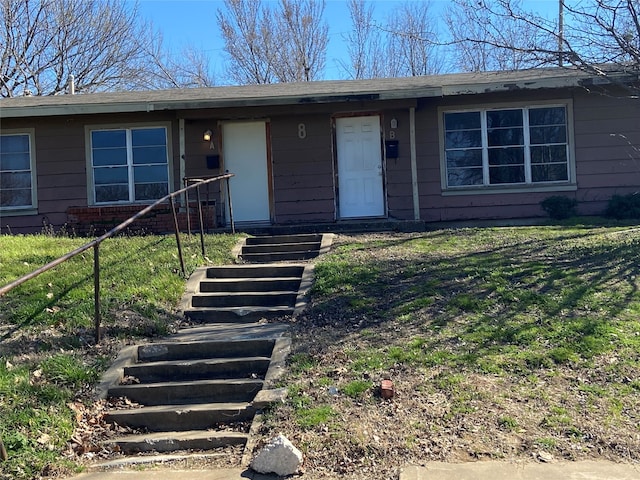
[400,461,640,480]
[67,460,640,480]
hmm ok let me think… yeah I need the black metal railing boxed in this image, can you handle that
[0,173,235,345]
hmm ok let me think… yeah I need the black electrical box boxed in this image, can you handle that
[206,155,220,169]
[385,140,399,158]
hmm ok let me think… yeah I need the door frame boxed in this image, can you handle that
[332,112,387,219]
[220,119,274,225]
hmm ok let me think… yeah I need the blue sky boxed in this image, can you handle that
[135,0,560,81]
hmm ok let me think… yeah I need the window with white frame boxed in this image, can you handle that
[443,105,570,189]
[0,132,36,210]
[90,127,169,204]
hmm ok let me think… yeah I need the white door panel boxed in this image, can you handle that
[223,122,270,223]
[336,116,385,218]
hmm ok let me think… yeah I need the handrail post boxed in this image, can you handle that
[93,244,101,344]
[169,196,186,277]
[184,178,192,236]
[226,177,235,234]
[196,184,205,257]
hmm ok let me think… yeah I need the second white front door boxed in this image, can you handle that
[336,116,385,218]
[222,121,270,224]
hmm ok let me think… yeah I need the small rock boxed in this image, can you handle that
[251,434,303,476]
[537,451,554,463]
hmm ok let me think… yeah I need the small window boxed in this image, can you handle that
[443,105,571,190]
[90,127,169,204]
[0,133,36,210]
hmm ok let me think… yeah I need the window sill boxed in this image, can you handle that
[0,207,38,216]
[442,184,577,196]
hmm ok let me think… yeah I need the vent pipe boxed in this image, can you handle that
[68,74,75,95]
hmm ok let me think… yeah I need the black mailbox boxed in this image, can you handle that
[385,140,399,159]
[206,155,220,169]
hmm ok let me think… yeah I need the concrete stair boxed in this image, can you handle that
[97,233,334,463]
[239,233,333,262]
[182,264,314,322]
[102,336,288,454]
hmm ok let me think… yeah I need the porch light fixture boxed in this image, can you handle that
[203,129,213,141]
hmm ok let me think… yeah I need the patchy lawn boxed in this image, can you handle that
[262,223,640,479]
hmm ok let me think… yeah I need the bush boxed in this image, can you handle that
[540,196,577,220]
[605,193,640,219]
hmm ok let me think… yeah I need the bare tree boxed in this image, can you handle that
[0,0,167,97]
[341,0,385,79]
[217,0,328,84]
[143,40,217,89]
[340,0,443,79]
[444,0,548,71]
[446,0,639,79]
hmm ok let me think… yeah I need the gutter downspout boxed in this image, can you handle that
[409,107,420,221]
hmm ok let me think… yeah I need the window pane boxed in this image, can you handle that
[445,130,482,149]
[529,107,565,126]
[487,109,523,128]
[448,168,483,186]
[444,112,480,130]
[92,130,126,148]
[530,126,566,144]
[135,183,169,201]
[0,172,31,189]
[95,185,128,203]
[531,145,568,164]
[132,128,166,146]
[134,165,169,183]
[532,164,568,182]
[488,147,524,165]
[94,167,128,185]
[92,147,127,166]
[0,188,31,207]
[0,152,30,171]
[132,146,168,165]
[489,165,525,184]
[446,149,482,168]
[0,135,29,153]
[488,127,523,146]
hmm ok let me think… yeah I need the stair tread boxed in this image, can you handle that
[106,401,251,415]
[105,430,249,443]
[201,277,302,282]
[193,290,299,296]
[110,378,263,390]
[128,356,272,369]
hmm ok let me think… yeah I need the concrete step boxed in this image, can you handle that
[105,402,255,431]
[245,234,323,245]
[104,430,249,454]
[240,251,320,262]
[183,306,296,322]
[241,241,320,254]
[108,378,264,406]
[205,264,305,279]
[199,277,302,293]
[191,291,298,308]
[124,356,271,383]
[137,339,275,362]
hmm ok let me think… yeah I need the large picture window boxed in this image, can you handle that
[443,105,570,189]
[90,127,169,204]
[0,133,35,210]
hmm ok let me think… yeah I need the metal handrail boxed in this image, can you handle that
[0,173,235,344]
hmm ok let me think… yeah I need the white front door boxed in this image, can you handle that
[222,121,270,224]
[336,116,385,218]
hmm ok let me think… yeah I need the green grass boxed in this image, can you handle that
[0,231,242,479]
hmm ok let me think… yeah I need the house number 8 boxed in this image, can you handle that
[298,123,307,139]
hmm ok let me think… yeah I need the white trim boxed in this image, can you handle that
[409,107,419,220]
[84,121,173,206]
[0,128,38,213]
[438,99,576,194]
